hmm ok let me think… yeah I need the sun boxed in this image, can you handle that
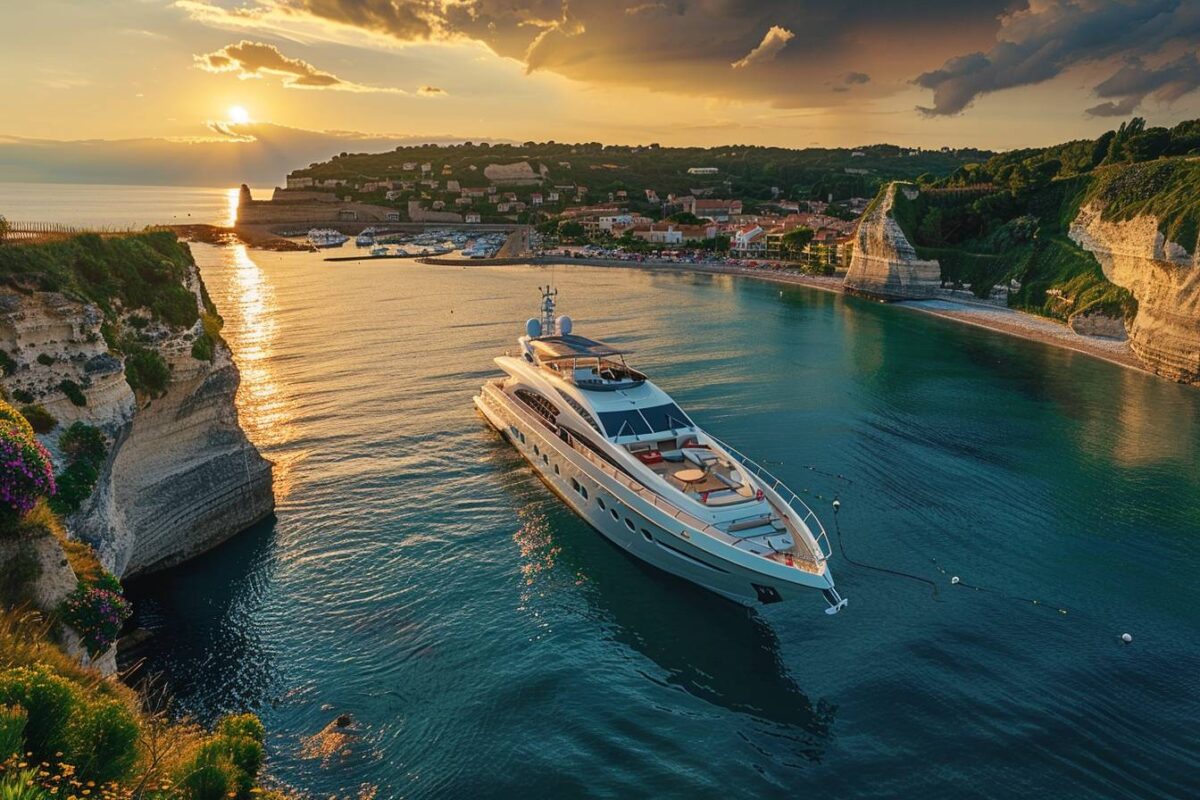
[228,105,251,124]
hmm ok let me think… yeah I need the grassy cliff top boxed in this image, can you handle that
[1083,158,1200,253]
[288,140,992,203]
[0,232,199,328]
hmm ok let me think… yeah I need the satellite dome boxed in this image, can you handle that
[557,315,573,335]
[525,318,542,338]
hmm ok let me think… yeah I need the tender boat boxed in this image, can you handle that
[475,287,847,613]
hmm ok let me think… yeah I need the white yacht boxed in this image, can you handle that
[356,227,378,246]
[475,288,847,613]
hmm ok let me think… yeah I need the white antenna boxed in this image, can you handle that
[539,285,558,337]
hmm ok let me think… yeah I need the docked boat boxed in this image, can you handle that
[356,227,377,246]
[370,244,389,257]
[307,228,349,248]
[475,288,847,612]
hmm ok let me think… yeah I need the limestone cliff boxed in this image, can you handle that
[843,183,942,299]
[1070,204,1200,383]
[0,248,273,578]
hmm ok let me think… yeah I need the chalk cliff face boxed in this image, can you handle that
[1070,204,1200,383]
[843,183,942,299]
[0,258,273,578]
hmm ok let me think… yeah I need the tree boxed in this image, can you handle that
[1125,127,1171,162]
[667,211,703,225]
[557,220,586,241]
[781,227,814,256]
[0,214,7,244]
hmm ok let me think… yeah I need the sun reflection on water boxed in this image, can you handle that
[224,187,240,228]
[224,244,302,496]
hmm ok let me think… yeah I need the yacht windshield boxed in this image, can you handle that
[598,403,692,438]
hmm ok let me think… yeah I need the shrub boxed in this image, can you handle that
[47,460,99,516]
[175,740,240,800]
[0,666,76,759]
[0,704,26,758]
[17,405,55,435]
[48,424,106,517]
[0,420,56,522]
[58,584,130,657]
[9,390,32,405]
[35,354,53,367]
[57,380,86,407]
[0,350,13,378]
[123,347,169,397]
[59,423,106,466]
[191,332,214,362]
[173,715,265,800]
[68,696,139,783]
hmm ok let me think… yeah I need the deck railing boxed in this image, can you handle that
[704,434,833,563]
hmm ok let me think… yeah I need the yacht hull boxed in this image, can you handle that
[475,391,833,607]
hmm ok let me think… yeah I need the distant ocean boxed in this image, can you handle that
[0,182,277,229]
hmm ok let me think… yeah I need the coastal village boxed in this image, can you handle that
[243,143,951,273]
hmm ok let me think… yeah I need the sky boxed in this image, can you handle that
[2,1,1199,184]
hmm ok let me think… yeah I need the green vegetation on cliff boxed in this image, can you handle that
[880,116,1200,319]
[0,233,199,329]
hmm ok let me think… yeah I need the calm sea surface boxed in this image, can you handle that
[10,183,1198,797]
[0,182,275,228]
[121,243,1199,799]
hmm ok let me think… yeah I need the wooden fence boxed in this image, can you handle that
[0,221,144,244]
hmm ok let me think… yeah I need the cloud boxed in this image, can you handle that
[844,71,870,85]
[194,40,404,92]
[1086,52,1200,116]
[916,0,1200,116]
[176,0,1014,109]
[731,25,794,69]
[418,85,447,96]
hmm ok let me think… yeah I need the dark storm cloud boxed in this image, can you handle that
[916,0,1200,116]
[255,0,1009,107]
[1086,52,1200,116]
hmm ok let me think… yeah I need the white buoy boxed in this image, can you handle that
[1121,633,1133,643]
[951,576,961,585]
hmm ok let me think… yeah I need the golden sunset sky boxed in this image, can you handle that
[3,0,1199,183]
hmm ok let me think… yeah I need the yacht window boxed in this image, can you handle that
[580,485,589,499]
[515,389,560,427]
[624,518,635,531]
[554,464,560,475]
[554,389,602,433]
[571,478,580,492]
[638,403,693,433]
[610,509,619,521]
[597,409,651,437]
[640,528,654,542]
[598,497,606,510]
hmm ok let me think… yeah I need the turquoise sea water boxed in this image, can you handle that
[119,243,1200,798]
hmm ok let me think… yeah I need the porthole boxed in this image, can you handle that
[571,478,580,492]
[598,497,606,511]
[610,509,619,521]
[542,454,549,465]
[554,464,560,475]
[533,444,540,456]
[581,485,589,499]
[641,528,654,542]
[624,518,635,532]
